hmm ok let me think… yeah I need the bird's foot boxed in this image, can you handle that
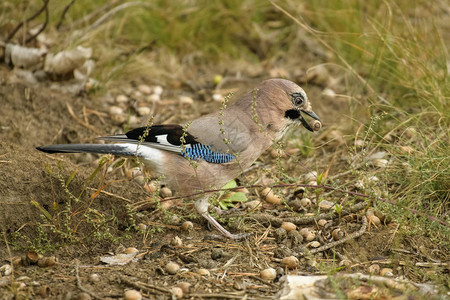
[201,212,252,240]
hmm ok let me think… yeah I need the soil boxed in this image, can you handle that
[0,65,448,299]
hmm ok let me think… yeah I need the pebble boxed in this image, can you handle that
[166,262,180,275]
[281,222,296,232]
[124,289,142,300]
[109,105,124,115]
[181,221,194,232]
[197,268,210,276]
[160,186,173,198]
[153,85,163,95]
[212,93,222,102]
[260,268,277,280]
[179,95,194,105]
[138,84,152,95]
[116,94,128,103]
[177,281,191,294]
[172,287,183,299]
[146,94,160,102]
[261,187,282,205]
[124,247,139,254]
[304,171,317,182]
[281,256,299,269]
[319,200,335,210]
[137,106,151,116]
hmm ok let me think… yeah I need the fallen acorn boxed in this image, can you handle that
[172,287,183,299]
[177,281,191,294]
[380,268,393,277]
[261,187,282,205]
[26,251,39,264]
[310,120,322,131]
[181,221,194,232]
[37,256,56,268]
[124,247,139,254]
[124,289,142,300]
[281,256,299,269]
[165,262,180,275]
[260,268,277,281]
[197,268,210,276]
[331,228,345,241]
[281,222,296,232]
[368,264,380,275]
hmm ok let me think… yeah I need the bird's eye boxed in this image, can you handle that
[294,96,304,106]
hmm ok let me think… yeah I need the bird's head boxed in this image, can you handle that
[260,79,321,132]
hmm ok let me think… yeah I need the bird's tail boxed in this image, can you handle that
[36,143,141,157]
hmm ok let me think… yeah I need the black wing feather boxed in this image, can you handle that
[125,125,198,146]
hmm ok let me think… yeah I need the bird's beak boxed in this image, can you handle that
[299,109,321,132]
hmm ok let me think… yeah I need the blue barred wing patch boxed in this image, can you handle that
[181,143,235,163]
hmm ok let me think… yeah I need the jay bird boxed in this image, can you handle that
[37,78,320,239]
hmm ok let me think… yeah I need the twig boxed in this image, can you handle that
[308,216,367,255]
[155,183,448,227]
[86,187,132,203]
[120,276,170,294]
[6,0,50,42]
[56,0,76,30]
[25,0,50,44]
[75,260,101,299]
[244,202,367,227]
[66,103,101,134]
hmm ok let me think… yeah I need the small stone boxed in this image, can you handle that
[197,268,210,276]
[177,281,191,294]
[137,106,151,116]
[281,222,296,232]
[146,94,160,102]
[261,187,282,205]
[179,95,194,105]
[299,228,311,238]
[172,287,183,299]
[368,264,380,274]
[172,236,182,246]
[116,94,128,103]
[354,139,364,148]
[124,289,142,300]
[166,262,180,275]
[300,198,312,208]
[138,84,152,95]
[380,268,393,277]
[305,232,315,242]
[109,105,124,115]
[153,85,163,96]
[181,221,194,232]
[160,187,173,198]
[317,219,328,227]
[242,200,262,210]
[212,93,222,102]
[89,273,100,283]
[305,171,317,182]
[322,88,336,98]
[331,228,344,241]
[368,215,381,226]
[124,247,139,254]
[309,241,321,248]
[78,292,92,300]
[0,264,12,276]
[319,200,334,210]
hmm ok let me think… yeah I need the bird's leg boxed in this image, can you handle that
[194,197,251,240]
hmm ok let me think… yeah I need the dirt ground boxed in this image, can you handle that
[0,64,448,299]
